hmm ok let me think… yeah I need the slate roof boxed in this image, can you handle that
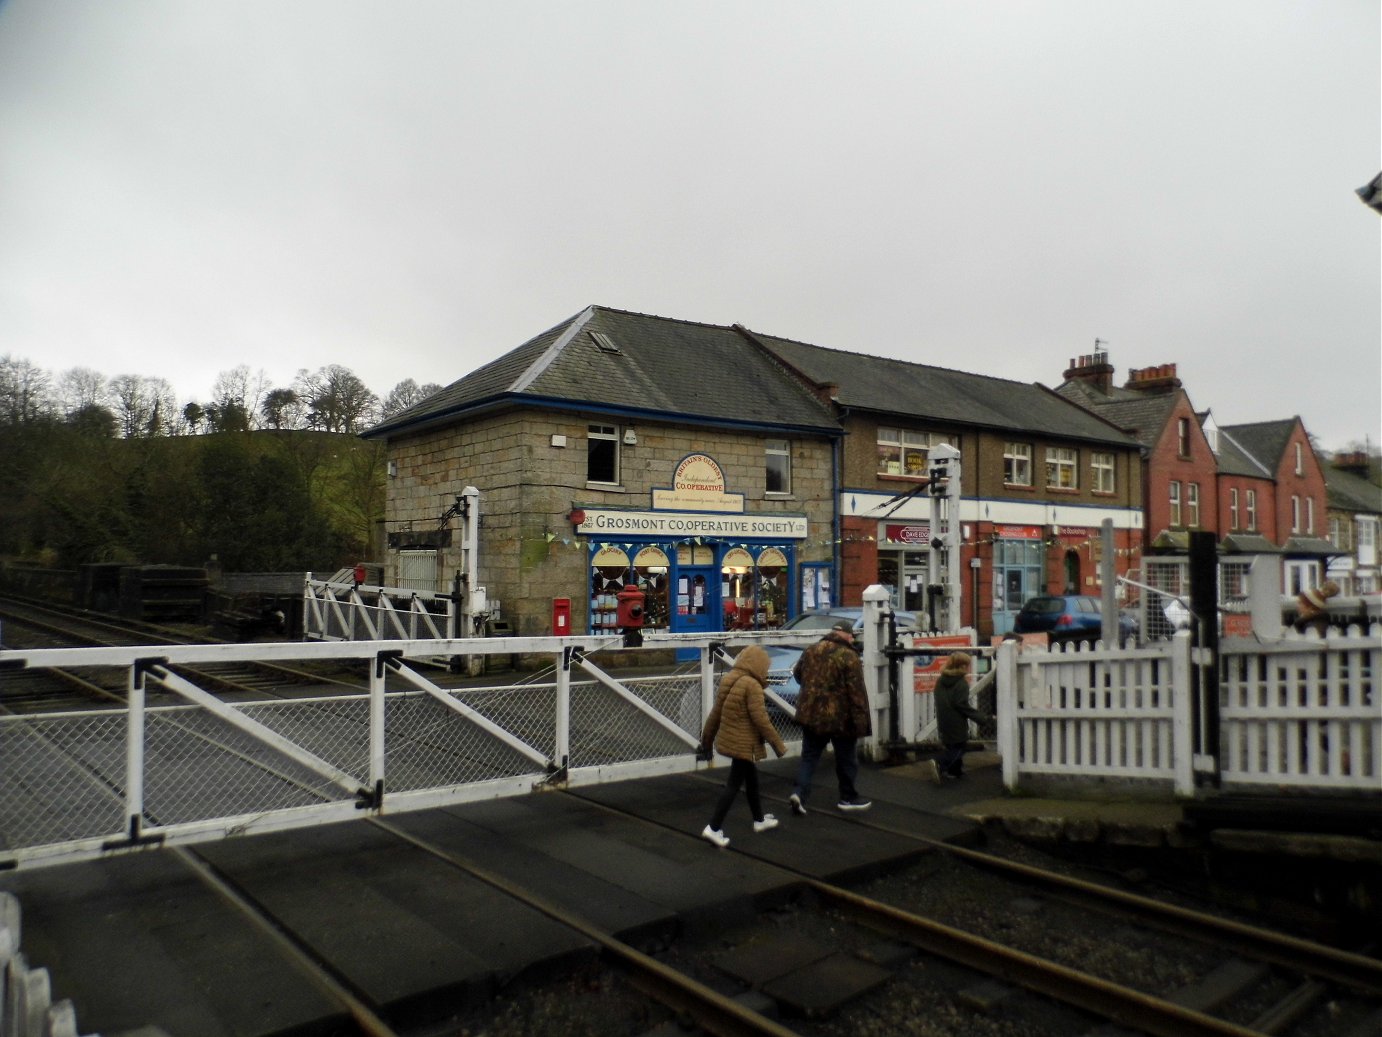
[365,306,840,438]
[1054,379,1179,451]
[1218,419,1299,473]
[1212,425,1273,478]
[1325,465,1382,514]
[746,331,1137,446]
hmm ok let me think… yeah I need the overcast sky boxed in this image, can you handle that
[1,1,1377,449]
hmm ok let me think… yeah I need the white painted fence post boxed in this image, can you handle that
[997,640,1020,790]
[1171,630,1195,797]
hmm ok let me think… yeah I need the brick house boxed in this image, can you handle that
[1057,352,1335,595]
[1324,451,1382,595]
[746,333,1144,636]
[363,306,841,641]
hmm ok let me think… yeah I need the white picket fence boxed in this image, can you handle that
[0,893,98,1037]
[997,627,1381,796]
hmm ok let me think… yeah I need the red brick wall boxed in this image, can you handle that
[1145,394,1220,536]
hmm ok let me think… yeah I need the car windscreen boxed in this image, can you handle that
[1024,598,1066,614]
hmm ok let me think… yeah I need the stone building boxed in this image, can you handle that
[364,306,841,641]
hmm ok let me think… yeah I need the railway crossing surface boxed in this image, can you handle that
[3,755,995,1036]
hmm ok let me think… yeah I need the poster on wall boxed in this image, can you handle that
[801,567,832,611]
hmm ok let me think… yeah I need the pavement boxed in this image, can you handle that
[2,750,1376,1037]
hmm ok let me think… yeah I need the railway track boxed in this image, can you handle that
[0,597,369,711]
[4,595,1378,1036]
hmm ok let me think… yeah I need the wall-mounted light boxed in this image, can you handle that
[387,460,398,477]
[623,428,637,445]
[551,434,567,448]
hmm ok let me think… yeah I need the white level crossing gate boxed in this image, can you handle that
[0,630,829,873]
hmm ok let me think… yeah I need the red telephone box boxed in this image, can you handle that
[552,597,572,636]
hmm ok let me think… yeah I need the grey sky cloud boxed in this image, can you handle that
[1,0,1377,448]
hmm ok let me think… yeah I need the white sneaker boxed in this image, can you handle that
[789,793,806,816]
[700,825,729,847]
[922,759,942,785]
[753,814,779,833]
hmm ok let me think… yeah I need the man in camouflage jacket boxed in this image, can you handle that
[788,620,873,814]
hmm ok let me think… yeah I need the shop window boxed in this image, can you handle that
[588,545,630,633]
[878,428,944,477]
[799,563,832,610]
[1091,451,1115,493]
[587,424,618,484]
[765,438,791,495]
[1169,481,1182,527]
[1003,442,1032,486]
[1045,446,1078,489]
[632,545,670,630]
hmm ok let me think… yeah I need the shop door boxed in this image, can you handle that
[674,567,719,636]
[992,540,1044,634]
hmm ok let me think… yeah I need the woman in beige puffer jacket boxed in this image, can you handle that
[698,645,788,847]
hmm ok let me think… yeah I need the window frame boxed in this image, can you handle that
[1177,417,1190,458]
[1044,446,1078,489]
[1003,441,1033,487]
[765,438,791,495]
[1186,482,1200,528]
[876,428,951,478]
[1246,489,1257,531]
[1090,451,1115,493]
[1291,494,1301,534]
[586,423,620,485]
[1229,488,1239,531]
[1169,480,1182,527]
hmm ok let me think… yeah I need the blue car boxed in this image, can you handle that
[762,607,918,706]
[1013,595,1137,644]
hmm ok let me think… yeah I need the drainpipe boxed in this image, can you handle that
[832,433,843,601]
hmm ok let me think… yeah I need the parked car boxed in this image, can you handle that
[762,607,918,705]
[1012,594,1137,644]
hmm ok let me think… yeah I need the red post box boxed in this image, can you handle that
[552,597,572,636]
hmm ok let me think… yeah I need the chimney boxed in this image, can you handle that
[1063,350,1114,392]
[813,382,839,406]
[1333,450,1371,476]
[1125,363,1181,392]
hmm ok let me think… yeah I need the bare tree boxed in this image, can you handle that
[294,364,379,433]
[57,366,108,417]
[109,374,179,438]
[0,355,54,425]
[211,365,271,430]
[381,378,444,419]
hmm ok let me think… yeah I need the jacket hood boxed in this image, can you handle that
[732,644,770,683]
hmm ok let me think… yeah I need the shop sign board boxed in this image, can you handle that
[884,523,930,545]
[908,633,973,693]
[575,509,808,539]
[652,453,745,512]
[994,524,1043,540]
